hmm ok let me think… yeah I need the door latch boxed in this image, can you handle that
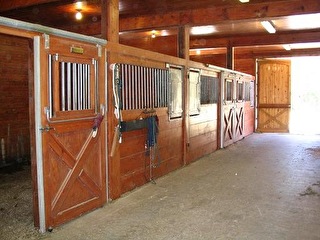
[39,126,54,132]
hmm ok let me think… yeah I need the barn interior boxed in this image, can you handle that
[0,0,320,238]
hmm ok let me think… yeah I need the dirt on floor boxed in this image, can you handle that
[0,163,42,240]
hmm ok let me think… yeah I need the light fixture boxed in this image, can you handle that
[75,1,83,10]
[190,25,216,35]
[151,30,156,38]
[239,0,250,2]
[261,21,276,34]
[75,1,84,20]
[75,10,83,20]
[283,45,291,51]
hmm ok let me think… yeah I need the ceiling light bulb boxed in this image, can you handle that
[261,21,276,34]
[75,11,83,20]
[75,1,83,10]
[283,45,291,51]
[239,0,250,2]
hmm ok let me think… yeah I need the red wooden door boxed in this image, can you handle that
[40,36,106,229]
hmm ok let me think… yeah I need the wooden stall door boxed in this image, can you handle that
[223,75,244,147]
[257,60,291,132]
[41,37,106,229]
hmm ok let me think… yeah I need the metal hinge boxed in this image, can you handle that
[43,34,50,49]
[39,126,54,132]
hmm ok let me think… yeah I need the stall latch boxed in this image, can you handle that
[39,126,54,132]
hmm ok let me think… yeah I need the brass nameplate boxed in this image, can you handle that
[70,46,84,54]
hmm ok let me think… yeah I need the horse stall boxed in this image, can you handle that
[0,17,255,235]
[221,70,255,148]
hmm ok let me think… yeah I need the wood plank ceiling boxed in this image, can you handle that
[1,0,320,57]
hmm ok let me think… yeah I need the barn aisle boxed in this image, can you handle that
[40,134,320,239]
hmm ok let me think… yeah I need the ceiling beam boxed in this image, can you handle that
[0,0,61,12]
[119,0,320,31]
[190,30,320,48]
[235,48,320,58]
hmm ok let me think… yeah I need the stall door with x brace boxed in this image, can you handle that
[39,35,106,229]
[222,73,245,147]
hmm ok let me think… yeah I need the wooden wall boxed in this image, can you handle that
[119,108,183,193]
[0,33,30,165]
[120,35,178,57]
[105,42,255,198]
[187,104,218,163]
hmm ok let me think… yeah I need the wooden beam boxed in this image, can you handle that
[119,0,320,31]
[0,0,61,12]
[235,47,320,58]
[191,30,320,48]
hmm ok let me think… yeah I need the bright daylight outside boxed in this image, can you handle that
[290,56,320,134]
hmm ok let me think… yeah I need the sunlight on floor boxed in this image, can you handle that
[290,56,320,134]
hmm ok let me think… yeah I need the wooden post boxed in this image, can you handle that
[226,43,234,70]
[178,25,190,60]
[178,25,190,165]
[102,0,121,199]
[101,0,119,42]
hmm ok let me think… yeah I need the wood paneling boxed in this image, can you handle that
[187,104,218,163]
[257,60,291,132]
[119,108,183,194]
[0,33,30,164]
[120,35,178,57]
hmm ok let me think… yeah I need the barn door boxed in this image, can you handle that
[223,76,235,147]
[257,60,291,132]
[222,74,245,147]
[40,36,106,229]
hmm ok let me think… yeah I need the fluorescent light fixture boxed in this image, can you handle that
[261,21,276,34]
[283,45,291,51]
[191,25,216,35]
[239,0,250,2]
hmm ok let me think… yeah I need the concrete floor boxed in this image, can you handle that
[43,133,320,240]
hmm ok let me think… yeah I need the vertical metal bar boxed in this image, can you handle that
[143,67,147,109]
[138,66,141,109]
[73,63,77,110]
[157,69,161,107]
[122,64,126,110]
[83,64,88,109]
[134,65,138,109]
[146,67,149,108]
[128,65,133,110]
[94,59,98,113]
[87,63,90,109]
[48,54,53,117]
[34,35,46,234]
[79,64,83,110]
[67,62,71,110]
[120,64,124,110]
[82,64,86,109]
[61,62,65,111]
[160,69,163,107]
[151,68,155,108]
[150,68,153,108]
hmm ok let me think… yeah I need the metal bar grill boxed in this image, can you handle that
[48,55,96,115]
[200,75,219,104]
[117,63,169,110]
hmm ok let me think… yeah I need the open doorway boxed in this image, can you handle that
[290,56,320,134]
[0,33,39,238]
